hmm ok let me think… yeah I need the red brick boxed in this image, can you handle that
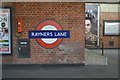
[2,2,85,64]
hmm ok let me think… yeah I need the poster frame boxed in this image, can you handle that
[0,7,12,55]
[103,20,120,36]
[85,4,100,47]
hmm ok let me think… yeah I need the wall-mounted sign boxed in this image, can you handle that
[29,20,70,48]
[103,20,120,36]
[85,4,100,46]
[0,8,12,54]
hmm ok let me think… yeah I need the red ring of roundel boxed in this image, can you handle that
[36,20,62,48]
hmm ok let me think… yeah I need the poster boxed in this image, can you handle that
[0,8,11,54]
[85,5,99,46]
[104,21,120,35]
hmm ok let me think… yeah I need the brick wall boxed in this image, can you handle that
[100,12,120,48]
[2,2,85,64]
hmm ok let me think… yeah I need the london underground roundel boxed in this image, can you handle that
[36,20,62,48]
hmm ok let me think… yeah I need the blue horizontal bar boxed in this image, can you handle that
[29,30,70,38]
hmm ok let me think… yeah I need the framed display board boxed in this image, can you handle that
[0,8,12,54]
[85,4,100,46]
[103,20,120,36]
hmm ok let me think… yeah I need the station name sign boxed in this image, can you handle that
[29,20,70,48]
[29,30,70,38]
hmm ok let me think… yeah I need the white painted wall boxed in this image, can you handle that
[100,4,119,12]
